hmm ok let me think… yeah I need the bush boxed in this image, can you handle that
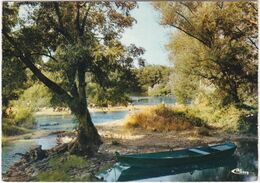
[125,104,207,132]
[2,122,29,136]
[177,103,257,134]
[13,107,36,129]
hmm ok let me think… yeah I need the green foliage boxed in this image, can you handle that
[148,83,170,96]
[20,83,52,110]
[87,79,132,107]
[155,2,257,106]
[49,154,87,171]
[36,170,71,182]
[175,102,257,134]
[134,65,172,96]
[3,2,146,150]
[13,107,35,129]
[2,122,29,136]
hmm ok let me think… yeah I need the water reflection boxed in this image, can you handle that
[97,141,258,182]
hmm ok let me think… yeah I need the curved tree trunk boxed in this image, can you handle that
[68,63,103,155]
[69,108,102,155]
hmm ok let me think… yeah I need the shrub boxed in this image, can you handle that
[125,104,207,132]
[2,107,36,136]
[2,122,29,136]
[13,107,36,129]
[180,103,257,134]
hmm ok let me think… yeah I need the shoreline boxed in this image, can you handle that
[34,105,149,116]
[3,117,257,181]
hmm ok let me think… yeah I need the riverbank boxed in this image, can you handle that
[3,118,257,181]
[34,105,152,116]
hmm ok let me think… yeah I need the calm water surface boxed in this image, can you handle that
[36,111,128,131]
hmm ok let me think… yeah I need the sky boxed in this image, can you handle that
[120,2,172,66]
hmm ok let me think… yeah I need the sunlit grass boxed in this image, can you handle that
[125,104,207,132]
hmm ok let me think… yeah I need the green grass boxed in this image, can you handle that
[36,170,71,181]
[49,154,87,171]
[35,153,92,181]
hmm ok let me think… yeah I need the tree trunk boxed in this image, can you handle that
[229,81,240,104]
[69,108,102,155]
[68,63,102,155]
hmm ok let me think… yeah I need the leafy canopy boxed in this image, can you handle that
[155,1,258,105]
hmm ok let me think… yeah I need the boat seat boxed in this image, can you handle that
[189,148,210,155]
[210,145,231,151]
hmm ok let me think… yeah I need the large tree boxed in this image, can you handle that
[3,2,142,155]
[154,1,257,105]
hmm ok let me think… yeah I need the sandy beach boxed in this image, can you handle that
[34,105,149,116]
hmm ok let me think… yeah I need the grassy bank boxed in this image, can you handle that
[125,104,257,134]
[125,104,208,132]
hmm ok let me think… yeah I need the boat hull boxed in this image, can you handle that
[116,142,237,167]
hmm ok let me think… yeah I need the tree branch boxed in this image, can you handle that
[30,52,60,62]
[75,2,81,36]
[236,27,258,50]
[53,2,73,42]
[3,31,73,101]
[169,23,210,47]
[81,4,92,36]
[175,11,195,29]
[179,2,195,15]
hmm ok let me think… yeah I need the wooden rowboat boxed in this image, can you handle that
[115,142,236,167]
